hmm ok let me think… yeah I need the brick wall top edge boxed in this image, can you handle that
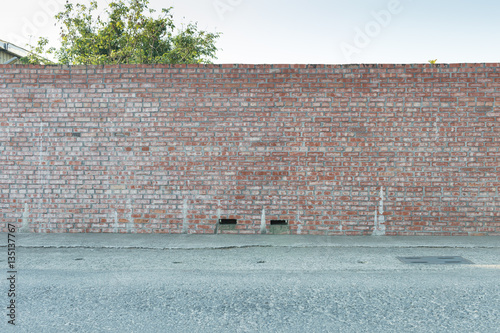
[0,63,499,69]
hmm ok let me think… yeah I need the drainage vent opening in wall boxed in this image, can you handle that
[219,219,237,225]
[397,256,473,265]
[270,220,288,225]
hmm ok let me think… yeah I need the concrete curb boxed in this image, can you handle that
[3,234,500,250]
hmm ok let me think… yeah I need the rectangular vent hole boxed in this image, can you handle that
[71,133,81,137]
[219,219,237,225]
[270,220,288,225]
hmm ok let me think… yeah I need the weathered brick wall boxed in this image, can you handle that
[0,63,499,235]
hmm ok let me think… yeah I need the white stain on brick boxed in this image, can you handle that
[215,199,221,234]
[372,186,386,236]
[216,199,221,220]
[260,208,266,234]
[296,209,302,235]
[433,115,439,142]
[113,210,119,233]
[19,203,30,233]
[182,198,188,234]
[126,198,134,233]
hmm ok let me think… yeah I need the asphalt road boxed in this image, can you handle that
[2,245,500,332]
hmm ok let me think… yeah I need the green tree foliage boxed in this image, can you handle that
[21,0,221,65]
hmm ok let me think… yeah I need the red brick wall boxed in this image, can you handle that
[1,63,499,235]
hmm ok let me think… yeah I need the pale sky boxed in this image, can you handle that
[1,0,499,64]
